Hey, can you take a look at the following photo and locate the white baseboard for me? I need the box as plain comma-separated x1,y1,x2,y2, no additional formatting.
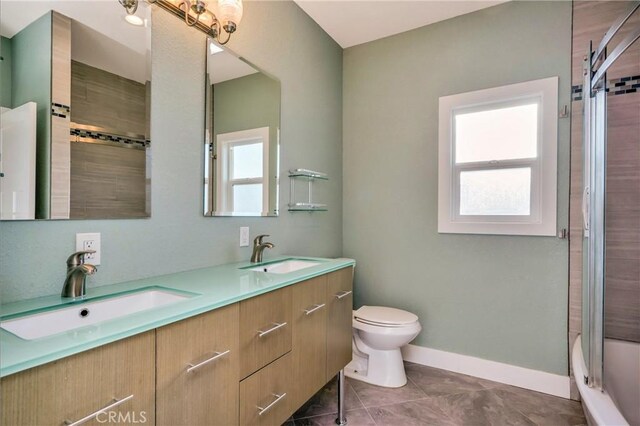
401,344,570,399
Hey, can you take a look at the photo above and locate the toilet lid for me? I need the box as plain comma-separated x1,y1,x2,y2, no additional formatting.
354,306,418,326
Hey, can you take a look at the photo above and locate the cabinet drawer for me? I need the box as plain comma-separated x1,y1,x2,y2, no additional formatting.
1,331,155,426
156,304,239,426
291,275,328,409
326,266,354,381
239,286,292,378
239,353,292,426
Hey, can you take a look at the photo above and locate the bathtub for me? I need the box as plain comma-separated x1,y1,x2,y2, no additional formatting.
572,336,640,426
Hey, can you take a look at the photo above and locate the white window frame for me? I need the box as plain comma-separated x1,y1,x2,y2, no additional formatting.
216,127,269,216
438,77,558,236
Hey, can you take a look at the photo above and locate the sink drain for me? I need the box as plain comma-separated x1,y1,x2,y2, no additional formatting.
79,308,90,318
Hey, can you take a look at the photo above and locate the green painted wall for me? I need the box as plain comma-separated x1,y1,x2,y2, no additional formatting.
0,36,12,108
11,12,52,219
0,1,343,303
213,72,281,213
343,1,572,375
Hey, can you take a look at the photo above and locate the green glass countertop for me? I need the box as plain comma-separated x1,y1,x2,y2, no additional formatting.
0,256,355,377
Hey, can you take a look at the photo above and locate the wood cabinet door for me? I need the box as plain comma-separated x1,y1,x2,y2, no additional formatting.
290,274,328,410
239,352,292,426
326,266,354,381
156,304,239,426
1,331,155,426
239,286,292,379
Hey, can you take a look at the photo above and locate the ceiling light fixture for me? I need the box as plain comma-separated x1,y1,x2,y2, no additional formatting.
125,14,145,26
152,0,243,45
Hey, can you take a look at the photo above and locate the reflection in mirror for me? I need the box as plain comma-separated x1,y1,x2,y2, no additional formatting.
204,38,281,217
0,1,151,220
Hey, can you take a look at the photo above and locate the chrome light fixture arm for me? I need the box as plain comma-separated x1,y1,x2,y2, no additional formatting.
147,0,242,45
119,0,139,15
180,0,204,26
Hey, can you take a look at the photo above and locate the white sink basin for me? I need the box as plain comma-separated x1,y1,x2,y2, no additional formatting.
247,259,321,274
0,288,192,340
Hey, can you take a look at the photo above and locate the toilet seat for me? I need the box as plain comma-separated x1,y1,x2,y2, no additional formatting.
354,306,418,327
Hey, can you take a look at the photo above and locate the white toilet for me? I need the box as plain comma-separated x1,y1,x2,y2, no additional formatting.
345,306,421,388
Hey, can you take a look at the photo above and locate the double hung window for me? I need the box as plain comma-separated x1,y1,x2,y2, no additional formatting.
438,77,558,236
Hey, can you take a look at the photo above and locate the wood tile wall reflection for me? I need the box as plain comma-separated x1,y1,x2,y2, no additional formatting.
70,142,147,219
71,60,148,136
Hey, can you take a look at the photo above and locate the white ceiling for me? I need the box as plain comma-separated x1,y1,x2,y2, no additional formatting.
294,0,508,48
207,42,259,85
1,0,151,83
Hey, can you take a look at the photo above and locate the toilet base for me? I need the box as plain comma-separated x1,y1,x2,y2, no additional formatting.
344,347,408,388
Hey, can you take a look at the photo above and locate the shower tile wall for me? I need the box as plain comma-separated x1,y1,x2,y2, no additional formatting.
569,0,640,398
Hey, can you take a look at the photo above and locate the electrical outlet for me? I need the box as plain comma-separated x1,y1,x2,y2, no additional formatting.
76,233,101,265
240,227,250,247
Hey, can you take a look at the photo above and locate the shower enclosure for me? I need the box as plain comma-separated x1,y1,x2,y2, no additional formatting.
577,2,640,425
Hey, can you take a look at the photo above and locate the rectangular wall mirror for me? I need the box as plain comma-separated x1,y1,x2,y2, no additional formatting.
203,38,281,217
0,1,152,220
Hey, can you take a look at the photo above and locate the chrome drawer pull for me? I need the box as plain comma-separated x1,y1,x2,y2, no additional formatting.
335,290,352,300
257,393,287,416
304,303,326,315
186,349,231,373
257,322,287,338
64,394,134,426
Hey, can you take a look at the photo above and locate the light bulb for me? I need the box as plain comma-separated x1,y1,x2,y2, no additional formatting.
217,0,243,33
125,14,145,26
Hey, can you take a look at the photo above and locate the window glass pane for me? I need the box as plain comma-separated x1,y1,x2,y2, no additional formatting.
455,103,538,164
460,168,531,216
232,141,262,179
233,184,262,213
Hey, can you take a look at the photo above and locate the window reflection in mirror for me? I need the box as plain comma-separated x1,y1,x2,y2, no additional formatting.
0,1,151,220
203,38,281,217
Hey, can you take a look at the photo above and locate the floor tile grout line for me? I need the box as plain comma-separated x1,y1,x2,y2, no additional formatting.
365,407,380,425
480,388,541,425
361,395,433,410
361,406,378,425
406,372,491,401
363,393,467,426
294,407,367,423
406,373,429,398
349,380,369,411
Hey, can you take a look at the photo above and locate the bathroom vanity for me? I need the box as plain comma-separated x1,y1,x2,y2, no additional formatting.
0,257,354,426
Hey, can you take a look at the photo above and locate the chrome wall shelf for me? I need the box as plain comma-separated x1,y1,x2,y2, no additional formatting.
288,169,328,212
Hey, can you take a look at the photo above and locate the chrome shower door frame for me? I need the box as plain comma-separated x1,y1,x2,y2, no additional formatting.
581,0,640,390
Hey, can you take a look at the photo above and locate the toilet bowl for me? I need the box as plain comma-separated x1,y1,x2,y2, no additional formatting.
345,306,421,388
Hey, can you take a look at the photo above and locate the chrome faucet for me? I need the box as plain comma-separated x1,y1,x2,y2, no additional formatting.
61,251,97,298
250,235,274,263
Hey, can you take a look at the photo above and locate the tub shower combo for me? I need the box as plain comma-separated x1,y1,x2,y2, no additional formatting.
577,2,640,425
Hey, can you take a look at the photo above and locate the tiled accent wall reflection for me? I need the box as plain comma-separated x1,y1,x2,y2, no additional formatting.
70,127,149,149
51,102,70,118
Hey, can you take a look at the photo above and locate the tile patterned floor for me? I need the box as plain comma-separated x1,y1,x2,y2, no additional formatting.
286,362,586,426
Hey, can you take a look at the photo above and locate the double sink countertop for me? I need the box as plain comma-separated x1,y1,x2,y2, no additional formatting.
0,256,355,377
